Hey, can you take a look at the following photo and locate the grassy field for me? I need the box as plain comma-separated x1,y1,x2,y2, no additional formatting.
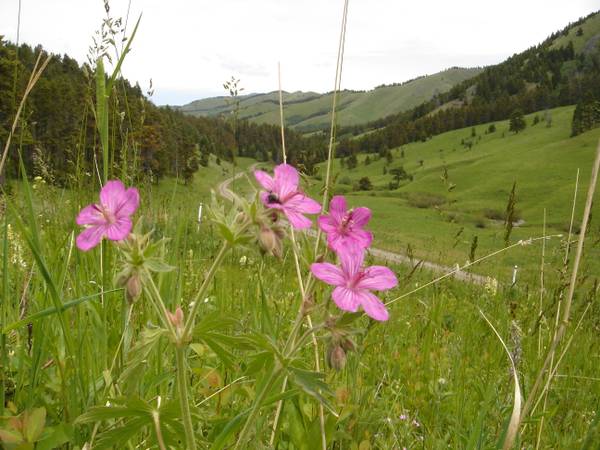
2,151,599,448
179,68,482,132
312,105,600,282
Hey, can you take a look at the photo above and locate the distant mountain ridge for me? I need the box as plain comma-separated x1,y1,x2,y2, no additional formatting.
179,67,483,132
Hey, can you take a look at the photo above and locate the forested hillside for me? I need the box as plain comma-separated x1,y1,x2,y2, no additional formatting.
337,11,600,156
0,38,326,186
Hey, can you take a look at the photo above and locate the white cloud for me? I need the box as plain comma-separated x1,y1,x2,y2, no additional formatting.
0,0,597,104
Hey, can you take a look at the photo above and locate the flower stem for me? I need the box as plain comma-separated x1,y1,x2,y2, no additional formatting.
176,345,197,450
235,365,281,449
142,269,177,337
183,242,230,339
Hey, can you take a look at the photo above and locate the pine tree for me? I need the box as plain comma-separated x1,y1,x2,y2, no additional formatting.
509,109,526,133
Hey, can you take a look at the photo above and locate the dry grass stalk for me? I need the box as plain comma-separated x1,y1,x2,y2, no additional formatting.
521,140,600,422
0,52,52,178
478,309,522,450
536,169,579,449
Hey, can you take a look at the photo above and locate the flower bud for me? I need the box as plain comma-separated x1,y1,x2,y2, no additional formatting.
125,273,142,302
258,226,283,258
301,294,314,315
340,336,357,353
327,344,347,371
167,306,185,328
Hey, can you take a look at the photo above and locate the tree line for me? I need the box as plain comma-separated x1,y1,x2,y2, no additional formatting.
338,12,600,156
0,38,327,187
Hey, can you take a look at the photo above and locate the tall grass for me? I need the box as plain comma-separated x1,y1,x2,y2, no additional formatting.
1,1,600,449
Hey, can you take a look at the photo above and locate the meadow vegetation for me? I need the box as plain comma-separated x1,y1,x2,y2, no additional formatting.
1,3,600,450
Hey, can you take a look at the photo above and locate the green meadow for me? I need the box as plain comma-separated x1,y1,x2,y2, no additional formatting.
315,105,600,282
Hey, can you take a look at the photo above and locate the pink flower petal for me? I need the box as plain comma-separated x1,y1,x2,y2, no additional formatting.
353,229,373,249
274,164,299,199
291,194,321,214
284,209,312,229
360,291,389,321
351,207,371,227
76,225,106,251
254,170,275,191
332,286,360,313
76,204,104,226
318,215,337,234
115,187,139,217
339,248,364,278
99,180,126,212
329,196,347,223
327,233,347,252
106,217,133,241
311,262,345,286
357,266,398,290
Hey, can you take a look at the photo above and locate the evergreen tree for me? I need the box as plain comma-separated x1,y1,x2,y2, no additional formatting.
509,109,526,133
357,176,372,191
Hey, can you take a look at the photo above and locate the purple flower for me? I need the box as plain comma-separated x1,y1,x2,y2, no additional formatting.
318,195,372,252
76,180,139,251
254,164,321,229
311,248,397,321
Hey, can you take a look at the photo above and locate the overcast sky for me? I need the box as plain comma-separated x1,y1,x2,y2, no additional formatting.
1,0,598,105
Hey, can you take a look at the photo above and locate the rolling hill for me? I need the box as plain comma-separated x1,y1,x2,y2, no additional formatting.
309,105,600,281
179,67,482,132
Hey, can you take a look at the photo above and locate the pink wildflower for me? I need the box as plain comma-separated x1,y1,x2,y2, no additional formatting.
76,180,139,251
318,195,372,252
254,164,321,229
311,249,397,321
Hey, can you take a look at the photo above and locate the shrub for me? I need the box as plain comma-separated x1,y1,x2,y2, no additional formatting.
483,208,522,222
356,177,373,191
483,208,504,221
407,192,446,209
339,175,352,185
474,217,487,228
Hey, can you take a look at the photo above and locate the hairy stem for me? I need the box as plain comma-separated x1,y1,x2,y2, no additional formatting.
176,346,197,450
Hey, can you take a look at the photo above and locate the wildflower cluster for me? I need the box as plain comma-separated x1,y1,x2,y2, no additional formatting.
71,166,400,447
254,164,398,321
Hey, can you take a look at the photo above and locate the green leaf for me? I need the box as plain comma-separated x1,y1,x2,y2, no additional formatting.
94,417,149,450
244,351,273,376
198,334,237,370
209,389,301,450
36,423,72,450
106,15,142,93
288,366,336,415
144,258,176,273
95,57,109,182
23,408,45,443
3,289,122,333
216,222,235,244
119,327,168,390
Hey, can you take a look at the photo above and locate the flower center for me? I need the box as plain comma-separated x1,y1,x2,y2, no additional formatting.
339,213,353,235
267,192,281,204
347,270,365,289
94,204,117,224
